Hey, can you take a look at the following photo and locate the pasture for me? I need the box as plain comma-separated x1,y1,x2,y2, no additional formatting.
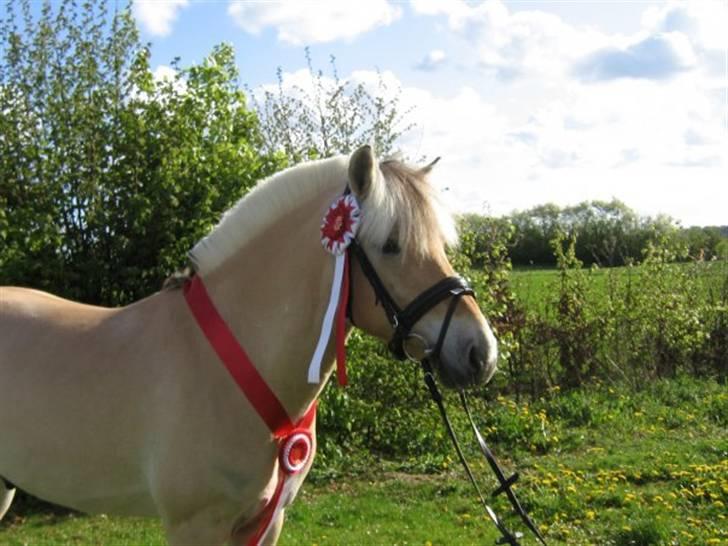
0,377,725,545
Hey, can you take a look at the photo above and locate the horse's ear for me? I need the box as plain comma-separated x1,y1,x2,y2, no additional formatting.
348,145,377,198
419,156,441,176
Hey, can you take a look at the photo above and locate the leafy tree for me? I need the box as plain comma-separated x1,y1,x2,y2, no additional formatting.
509,203,562,266
502,200,682,267
0,0,281,305
250,49,415,163
679,226,727,261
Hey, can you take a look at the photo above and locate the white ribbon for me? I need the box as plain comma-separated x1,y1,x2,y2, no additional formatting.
256,473,297,545
307,253,345,384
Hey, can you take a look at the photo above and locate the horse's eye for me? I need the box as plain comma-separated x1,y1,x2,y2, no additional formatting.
382,238,400,255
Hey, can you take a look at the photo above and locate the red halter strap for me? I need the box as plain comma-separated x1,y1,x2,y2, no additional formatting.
184,275,295,438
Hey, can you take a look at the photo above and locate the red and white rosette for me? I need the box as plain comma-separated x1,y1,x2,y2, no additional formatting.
253,406,316,546
307,194,360,385
320,194,360,256
280,431,313,475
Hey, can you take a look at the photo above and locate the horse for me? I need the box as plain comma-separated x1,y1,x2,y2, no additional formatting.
0,145,498,545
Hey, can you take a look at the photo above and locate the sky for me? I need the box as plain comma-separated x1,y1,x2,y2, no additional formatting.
131,0,727,227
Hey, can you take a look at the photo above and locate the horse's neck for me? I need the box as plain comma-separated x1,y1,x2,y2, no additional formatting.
201,190,342,421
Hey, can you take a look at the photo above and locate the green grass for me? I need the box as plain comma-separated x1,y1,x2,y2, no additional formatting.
1,377,725,545
509,260,727,310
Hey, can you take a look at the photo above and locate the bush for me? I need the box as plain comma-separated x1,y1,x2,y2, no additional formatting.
0,0,281,305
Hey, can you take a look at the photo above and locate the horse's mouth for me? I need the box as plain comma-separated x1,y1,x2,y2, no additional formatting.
430,356,486,390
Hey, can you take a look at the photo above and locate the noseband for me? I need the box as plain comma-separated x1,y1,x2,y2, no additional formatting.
348,239,474,363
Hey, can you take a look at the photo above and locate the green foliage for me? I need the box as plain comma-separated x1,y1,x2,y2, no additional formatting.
548,232,601,388
680,225,728,260
0,0,282,305
500,233,727,396
493,199,727,268
250,49,415,163
612,519,668,546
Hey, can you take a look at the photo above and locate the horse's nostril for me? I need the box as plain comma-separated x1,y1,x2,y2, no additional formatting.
468,344,483,373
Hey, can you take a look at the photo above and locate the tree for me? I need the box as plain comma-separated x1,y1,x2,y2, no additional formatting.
250,49,415,163
0,0,282,305
505,200,681,267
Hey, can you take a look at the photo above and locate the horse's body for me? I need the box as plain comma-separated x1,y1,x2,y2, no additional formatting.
0,148,497,544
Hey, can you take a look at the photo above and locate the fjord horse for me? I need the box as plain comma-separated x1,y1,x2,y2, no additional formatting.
0,146,497,544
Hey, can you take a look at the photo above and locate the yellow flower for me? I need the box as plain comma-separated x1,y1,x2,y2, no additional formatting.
585,511,596,520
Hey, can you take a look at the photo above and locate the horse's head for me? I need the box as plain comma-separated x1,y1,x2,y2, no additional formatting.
347,145,497,389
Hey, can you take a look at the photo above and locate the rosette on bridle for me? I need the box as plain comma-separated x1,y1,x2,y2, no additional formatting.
307,193,360,386
321,194,360,255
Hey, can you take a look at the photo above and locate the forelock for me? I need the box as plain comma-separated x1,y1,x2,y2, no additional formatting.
356,158,457,258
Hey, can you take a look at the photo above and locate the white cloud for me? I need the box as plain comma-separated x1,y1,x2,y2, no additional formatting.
415,49,447,71
411,0,611,80
152,65,187,94
133,0,189,37
574,32,697,82
257,62,726,225
252,1,726,226
642,0,728,52
227,1,401,45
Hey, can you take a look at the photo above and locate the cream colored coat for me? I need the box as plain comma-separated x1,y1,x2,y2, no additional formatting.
0,148,497,545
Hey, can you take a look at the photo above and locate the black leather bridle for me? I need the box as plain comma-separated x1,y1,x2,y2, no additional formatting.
346,233,547,546
348,239,474,363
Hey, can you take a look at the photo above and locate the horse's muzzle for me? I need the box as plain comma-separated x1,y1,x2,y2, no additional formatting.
437,327,497,389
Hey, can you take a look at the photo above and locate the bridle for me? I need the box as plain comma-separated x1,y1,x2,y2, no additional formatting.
348,239,473,364
346,235,547,546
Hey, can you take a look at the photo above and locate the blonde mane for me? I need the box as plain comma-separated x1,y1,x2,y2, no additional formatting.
188,155,457,276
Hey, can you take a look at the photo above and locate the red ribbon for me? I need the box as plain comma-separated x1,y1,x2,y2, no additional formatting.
184,276,296,438
335,253,350,386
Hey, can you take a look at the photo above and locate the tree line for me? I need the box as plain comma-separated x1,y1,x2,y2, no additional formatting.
460,201,728,270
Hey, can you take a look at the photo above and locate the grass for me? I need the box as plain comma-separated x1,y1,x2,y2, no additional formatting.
1,376,725,545
509,260,728,310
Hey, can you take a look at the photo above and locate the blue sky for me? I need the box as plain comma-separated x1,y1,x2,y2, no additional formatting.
133,1,727,227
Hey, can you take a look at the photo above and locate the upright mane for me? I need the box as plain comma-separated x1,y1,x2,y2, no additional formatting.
188,155,457,276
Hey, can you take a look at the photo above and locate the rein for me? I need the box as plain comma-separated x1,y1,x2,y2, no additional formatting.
348,239,547,546
421,361,547,546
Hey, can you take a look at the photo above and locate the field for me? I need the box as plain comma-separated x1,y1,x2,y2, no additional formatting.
1,377,725,546
508,260,728,310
